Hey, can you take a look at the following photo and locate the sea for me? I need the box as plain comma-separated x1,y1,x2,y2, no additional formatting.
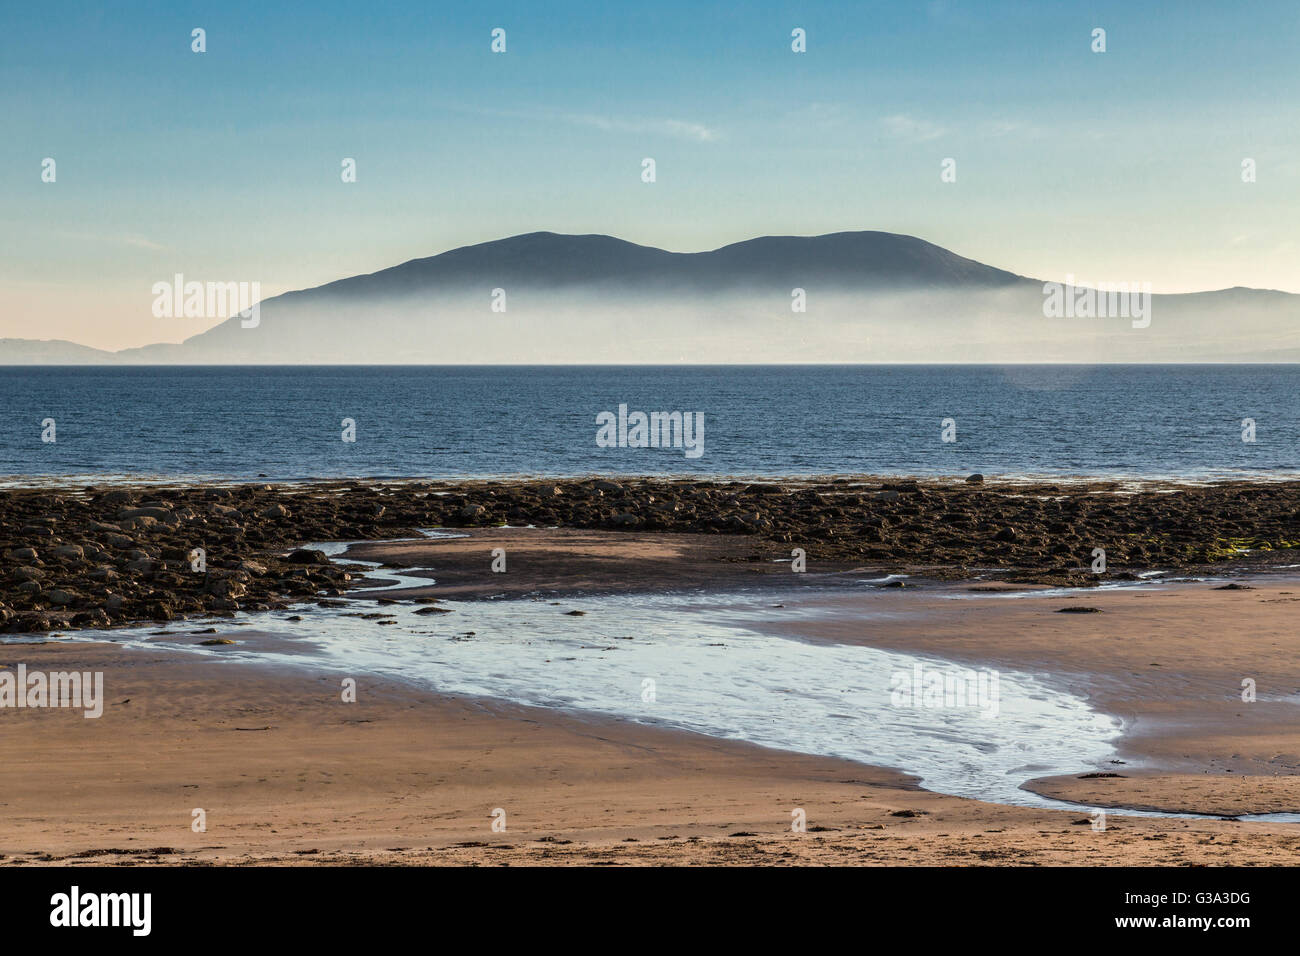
2,364,1296,482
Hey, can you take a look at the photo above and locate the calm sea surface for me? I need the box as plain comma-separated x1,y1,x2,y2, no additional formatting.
1,365,1296,481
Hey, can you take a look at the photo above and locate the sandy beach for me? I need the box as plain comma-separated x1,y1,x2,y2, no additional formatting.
3,518,1300,866
1,629,1296,867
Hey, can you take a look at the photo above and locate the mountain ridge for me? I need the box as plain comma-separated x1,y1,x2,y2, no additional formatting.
3,230,1297,364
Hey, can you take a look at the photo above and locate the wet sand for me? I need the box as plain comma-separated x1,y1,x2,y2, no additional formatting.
731,580,1300,791
354,529,1300,818
2,640,1298,867
2,527,1298,864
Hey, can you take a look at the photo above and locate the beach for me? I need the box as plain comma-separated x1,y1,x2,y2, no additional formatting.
2,484,1300,866
4,476,1300,634
3,588,1299,866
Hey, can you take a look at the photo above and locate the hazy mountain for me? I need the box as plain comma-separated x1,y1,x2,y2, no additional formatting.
0,338,115,364
303,231,1025,296
4,231,1298,364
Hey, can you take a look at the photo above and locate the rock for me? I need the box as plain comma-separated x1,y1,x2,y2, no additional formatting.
47,589,78,606
15,580,42,594
592,480,624,494
206,578,247,599
286,548,330,565
13,567,45,581
103,533,136,549
144,603,176,621
459,504,486,519
883,480,921,492
610,513,642,527
875,491,900,501
16,613,50,632
6,547,38,561
49,544,85,560
260,503,290,519
118,506,176,522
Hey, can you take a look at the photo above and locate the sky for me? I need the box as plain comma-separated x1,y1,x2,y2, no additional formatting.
2,0,1298,350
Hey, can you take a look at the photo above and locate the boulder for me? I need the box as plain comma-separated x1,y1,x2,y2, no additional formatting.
286,548,331,565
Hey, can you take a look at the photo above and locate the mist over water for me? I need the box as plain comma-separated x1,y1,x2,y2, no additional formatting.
2,364,1298,481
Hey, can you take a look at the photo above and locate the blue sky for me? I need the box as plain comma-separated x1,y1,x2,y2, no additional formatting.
2,0,1297,348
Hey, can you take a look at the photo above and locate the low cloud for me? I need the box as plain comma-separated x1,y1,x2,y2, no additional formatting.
458,103,719,142
880,113,945,143
58,232,167,251
556,112,719,142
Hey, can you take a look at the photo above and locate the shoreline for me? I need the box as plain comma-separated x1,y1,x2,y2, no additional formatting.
7,470,1300,489
2,481,1300,863
4,476,1300,634
4,522,1300,864
17,530,1300,808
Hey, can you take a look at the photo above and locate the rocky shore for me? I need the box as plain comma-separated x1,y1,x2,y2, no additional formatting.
2,476,1299,633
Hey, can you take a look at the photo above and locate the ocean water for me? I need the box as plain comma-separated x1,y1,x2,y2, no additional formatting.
1,364,1297,481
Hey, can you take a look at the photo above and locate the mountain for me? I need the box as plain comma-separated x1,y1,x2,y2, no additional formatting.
4,231,1298,364
0,338,116,364
304,231,1025,297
